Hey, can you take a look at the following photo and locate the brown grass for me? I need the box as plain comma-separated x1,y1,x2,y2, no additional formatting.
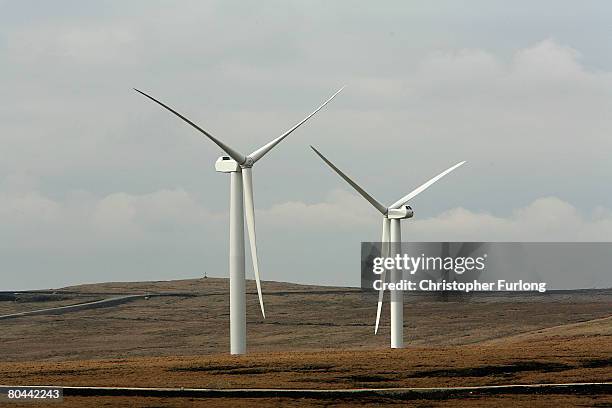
1,279,610,407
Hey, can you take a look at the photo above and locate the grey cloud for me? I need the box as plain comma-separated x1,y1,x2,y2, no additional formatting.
1,2,611,290
2,185,611,289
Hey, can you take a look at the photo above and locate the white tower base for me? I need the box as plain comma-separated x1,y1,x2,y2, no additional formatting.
229,170,246,355
390,219,403,348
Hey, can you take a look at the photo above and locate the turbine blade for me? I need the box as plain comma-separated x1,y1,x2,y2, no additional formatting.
241,167,265,318
375,217,391,334
134,88,246,164
248,87,344,163
310,146,387,215
389,161,466,209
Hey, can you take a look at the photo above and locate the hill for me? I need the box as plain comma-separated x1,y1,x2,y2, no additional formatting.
1,279,610,407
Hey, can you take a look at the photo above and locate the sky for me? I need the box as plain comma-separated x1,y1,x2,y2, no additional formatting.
1,1,612,290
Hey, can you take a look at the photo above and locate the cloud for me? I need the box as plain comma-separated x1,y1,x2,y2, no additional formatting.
258,189,374,230
513,39,584,80
2,182,610,289
6,22,138,64
260,193,612,242
91,188,215,234
0,190,60,226
409,197,612,241
1,2,611,289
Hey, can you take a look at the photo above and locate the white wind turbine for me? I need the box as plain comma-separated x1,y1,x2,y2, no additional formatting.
311,146,465,348
135,87,343,354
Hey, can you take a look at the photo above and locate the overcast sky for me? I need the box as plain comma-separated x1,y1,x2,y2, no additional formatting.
2,1,612,290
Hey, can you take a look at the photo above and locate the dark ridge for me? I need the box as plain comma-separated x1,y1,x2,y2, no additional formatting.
581,358,612,368
169,363,338,375
408,361,572,378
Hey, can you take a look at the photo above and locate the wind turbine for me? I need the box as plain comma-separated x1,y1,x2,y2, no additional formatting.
135,87,343,354
311,146,465,348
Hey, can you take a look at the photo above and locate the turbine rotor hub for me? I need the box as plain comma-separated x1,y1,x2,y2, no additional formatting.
241,156,255,168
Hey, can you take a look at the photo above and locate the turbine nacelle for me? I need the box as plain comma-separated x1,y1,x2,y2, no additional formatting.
386,205,413,219
215,156,240,173
215,156,257,173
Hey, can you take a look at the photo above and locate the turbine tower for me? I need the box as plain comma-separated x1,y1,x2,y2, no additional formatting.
135,87,343,354
311,146,465,348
